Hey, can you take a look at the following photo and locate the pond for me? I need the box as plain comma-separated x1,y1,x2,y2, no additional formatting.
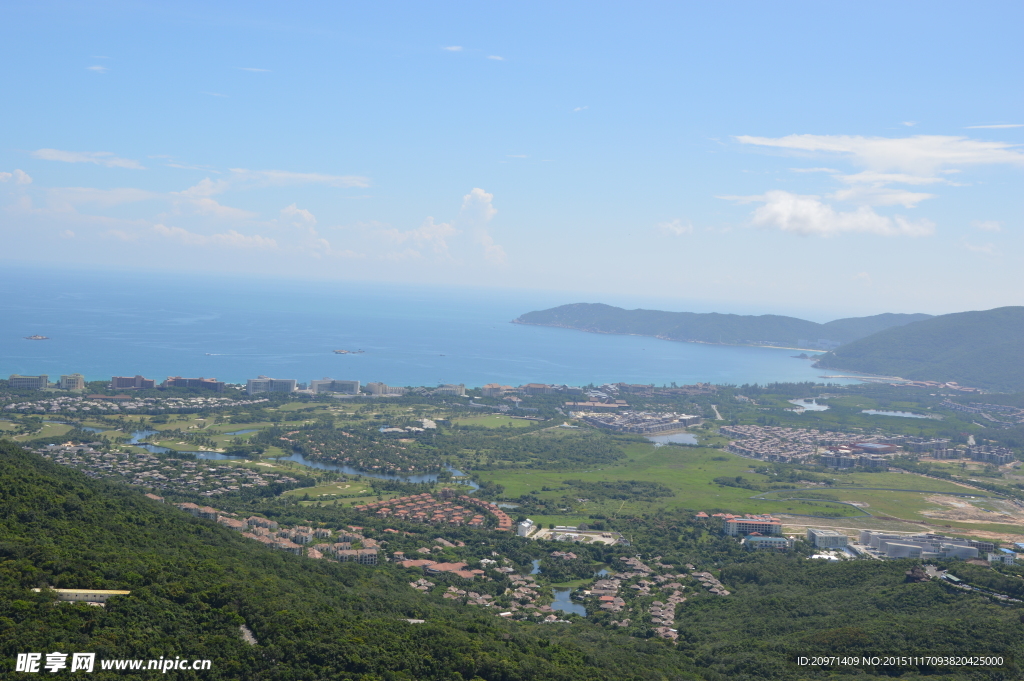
551,588,587,617
861,409,935,419
788,398,829,412
646,432,698,446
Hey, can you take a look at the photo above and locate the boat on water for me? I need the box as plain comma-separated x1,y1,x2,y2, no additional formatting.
333,349,365,354
24,335,49,340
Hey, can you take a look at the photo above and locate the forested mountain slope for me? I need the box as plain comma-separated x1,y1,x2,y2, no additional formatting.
3,440,1023,680
816,306,1024,391
0,441,691,680
514,303,930,347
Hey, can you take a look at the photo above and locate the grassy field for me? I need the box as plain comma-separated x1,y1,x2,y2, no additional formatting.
452,414,536,428
477,442,1024,538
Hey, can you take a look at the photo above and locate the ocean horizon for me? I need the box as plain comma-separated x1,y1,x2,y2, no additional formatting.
2,268,863,389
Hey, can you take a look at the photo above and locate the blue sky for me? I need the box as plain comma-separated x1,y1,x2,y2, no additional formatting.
2,1,1021,318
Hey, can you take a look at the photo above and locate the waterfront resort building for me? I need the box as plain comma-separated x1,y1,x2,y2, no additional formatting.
310,378,360,394
111,375,156,389
8,374,49,389
246,376,297,395
365,382,408,396
58,374,86,390
162,377,225,392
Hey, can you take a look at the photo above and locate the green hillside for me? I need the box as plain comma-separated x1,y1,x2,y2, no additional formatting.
0,441,690,680
513,303,930,347
4,439,1024,679
816,306,1024,391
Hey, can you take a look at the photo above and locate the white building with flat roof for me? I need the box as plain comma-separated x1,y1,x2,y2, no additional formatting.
310,378,360,394
9,374,49,389
246,376,297,395
517,519,535,537
807,529,848,549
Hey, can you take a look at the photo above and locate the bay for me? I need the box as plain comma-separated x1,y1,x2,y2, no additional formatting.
1,269,863,389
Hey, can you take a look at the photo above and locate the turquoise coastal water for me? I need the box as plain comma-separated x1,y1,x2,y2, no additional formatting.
1,269,862,388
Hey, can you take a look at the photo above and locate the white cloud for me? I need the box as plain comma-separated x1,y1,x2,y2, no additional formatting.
32,149,145,170
487,55,505,61
166,162,221,172
184,197,257,220
378,217,458,255
205,92,229,98
829,185,935,208
280,203,317,226
442,46,463,51
964,242,996,256
60,230,75,239
228,168,370,189
460,188,504,263
461,187,497,223
790,167,839,173
658,219,693,236
152,224,277,249
837,171,948,186
854,272,873,286
48,187,159,207
735,134,1024,175
727,190,935,237
902,121,917,127
573,106,588,112
0,169,32,184
972,220,1002,232
102,229,139,242
966,124,1023,129
507,154,527,158
86,65,108,73
238,67,270,72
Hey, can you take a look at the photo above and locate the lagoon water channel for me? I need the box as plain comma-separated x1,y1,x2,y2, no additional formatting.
122,429,478,490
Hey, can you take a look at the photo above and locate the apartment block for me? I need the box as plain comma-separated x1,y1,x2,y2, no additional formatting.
8,374,49,389
246,376,297,395
111,375,156,389
310,378,360,394
58,374,86,390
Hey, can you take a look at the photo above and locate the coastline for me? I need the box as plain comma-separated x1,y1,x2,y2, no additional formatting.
511,319,832,354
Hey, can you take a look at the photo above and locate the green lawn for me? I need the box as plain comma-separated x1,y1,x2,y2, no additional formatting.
452,414,536,428
478,442,1020,536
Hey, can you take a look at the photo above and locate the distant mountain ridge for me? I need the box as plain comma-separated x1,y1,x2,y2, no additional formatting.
513,303,932,348
815,306,1024,392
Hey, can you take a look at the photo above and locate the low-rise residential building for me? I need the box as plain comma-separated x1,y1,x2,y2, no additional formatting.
744,536,792,551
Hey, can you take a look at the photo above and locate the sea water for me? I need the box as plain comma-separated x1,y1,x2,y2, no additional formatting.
1,269,863,388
